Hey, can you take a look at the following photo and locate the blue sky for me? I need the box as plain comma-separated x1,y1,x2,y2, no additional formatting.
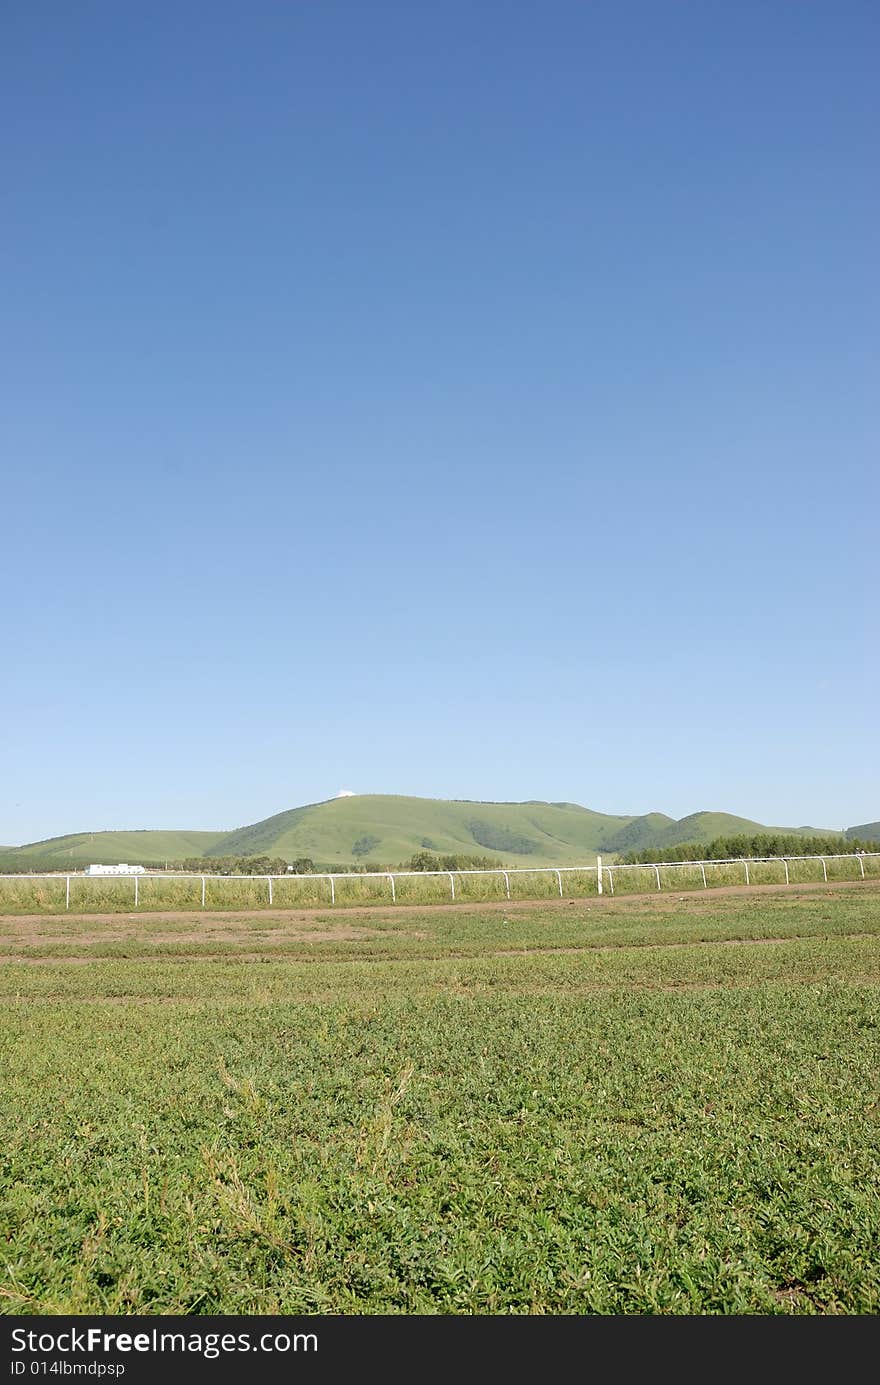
2,1,877,843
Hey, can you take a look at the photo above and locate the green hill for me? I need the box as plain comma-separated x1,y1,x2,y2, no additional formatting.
646,811,819,852
1,798,839,870
0,829,225,869
593,813,675,854
208,795,633,866
846,821,880,843
205,796,823,867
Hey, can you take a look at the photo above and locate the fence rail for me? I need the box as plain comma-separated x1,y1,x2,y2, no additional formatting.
0,852,878,912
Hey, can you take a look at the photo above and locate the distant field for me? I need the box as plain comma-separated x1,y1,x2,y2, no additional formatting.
1,853,878,915
1,886,879,1313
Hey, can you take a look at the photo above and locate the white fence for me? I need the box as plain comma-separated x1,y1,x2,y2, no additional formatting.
0,852,877,910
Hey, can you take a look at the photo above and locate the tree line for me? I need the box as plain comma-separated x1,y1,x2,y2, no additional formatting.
156,851,505,875
620,833,878,864
175,856,315,875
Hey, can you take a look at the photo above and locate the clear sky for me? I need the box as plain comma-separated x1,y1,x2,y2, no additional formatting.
2,1,877,844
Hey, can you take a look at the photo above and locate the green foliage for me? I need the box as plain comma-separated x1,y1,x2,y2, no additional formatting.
289,857,315,874
466,819,539,855
352,835,382,858
406,851,438,872
405,851,503,872
177,855,291,876
622,833,873,864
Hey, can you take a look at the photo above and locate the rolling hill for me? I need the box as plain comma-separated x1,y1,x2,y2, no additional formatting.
208,796,637,865
0,830,225,869
846,821,880,843
0,796,850,870
204,796,832,866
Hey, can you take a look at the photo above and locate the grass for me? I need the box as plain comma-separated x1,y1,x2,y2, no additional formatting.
1,885,879,1314
1,853,878,915
609,855,878,895
0,830,225,869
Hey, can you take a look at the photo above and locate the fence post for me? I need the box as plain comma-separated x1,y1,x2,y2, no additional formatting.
744,860,750,886
329,875,335,905
700,863,707,889
820,857,827,882
783,858,790,885
267,876,273,906
503,871,510,900
448,872,455,901
201,876,206,909
66,876,70,911
555,869,563,898
654,865,661,892
858,855,865,879
388,874,396,903
597,855,603,896
606,867,614,895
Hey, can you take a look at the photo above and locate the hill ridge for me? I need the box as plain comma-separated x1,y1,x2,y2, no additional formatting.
0,795,855,869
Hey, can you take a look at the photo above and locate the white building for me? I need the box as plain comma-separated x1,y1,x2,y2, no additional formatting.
84,863,146,875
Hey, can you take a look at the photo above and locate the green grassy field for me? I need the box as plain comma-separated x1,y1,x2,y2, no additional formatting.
0,851,878,916
2,885,879,1314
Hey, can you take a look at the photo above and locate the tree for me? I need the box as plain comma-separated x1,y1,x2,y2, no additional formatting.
352,835,381,858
